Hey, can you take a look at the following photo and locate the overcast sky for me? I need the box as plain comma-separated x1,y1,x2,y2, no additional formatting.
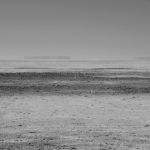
0,0,150,60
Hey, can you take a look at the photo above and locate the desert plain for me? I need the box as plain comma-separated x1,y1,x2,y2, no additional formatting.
0,64,150,149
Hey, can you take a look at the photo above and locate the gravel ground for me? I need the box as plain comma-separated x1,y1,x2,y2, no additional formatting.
0,69,150,149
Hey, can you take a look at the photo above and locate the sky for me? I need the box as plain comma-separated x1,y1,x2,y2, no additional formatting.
0,0,150,60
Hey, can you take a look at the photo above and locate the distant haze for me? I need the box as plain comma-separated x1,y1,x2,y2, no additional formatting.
0,0,150,60
136,57,150,61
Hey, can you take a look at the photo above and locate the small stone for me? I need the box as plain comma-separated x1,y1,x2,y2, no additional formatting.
18,124,23,127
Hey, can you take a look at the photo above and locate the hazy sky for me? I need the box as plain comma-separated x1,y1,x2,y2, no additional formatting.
0,0,150,60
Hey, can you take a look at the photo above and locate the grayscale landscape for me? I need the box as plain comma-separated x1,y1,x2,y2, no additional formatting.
0,60,150,150
0,0,150,149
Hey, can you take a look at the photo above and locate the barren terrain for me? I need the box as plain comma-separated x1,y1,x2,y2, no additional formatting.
0,68,150,149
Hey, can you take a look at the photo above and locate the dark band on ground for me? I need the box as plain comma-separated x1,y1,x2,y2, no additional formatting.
0,71,150,95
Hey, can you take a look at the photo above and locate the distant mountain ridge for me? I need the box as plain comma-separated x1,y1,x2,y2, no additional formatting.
136,57,150,61
24,56,71,60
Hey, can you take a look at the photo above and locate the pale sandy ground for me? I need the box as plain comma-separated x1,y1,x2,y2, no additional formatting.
0,94,150,149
